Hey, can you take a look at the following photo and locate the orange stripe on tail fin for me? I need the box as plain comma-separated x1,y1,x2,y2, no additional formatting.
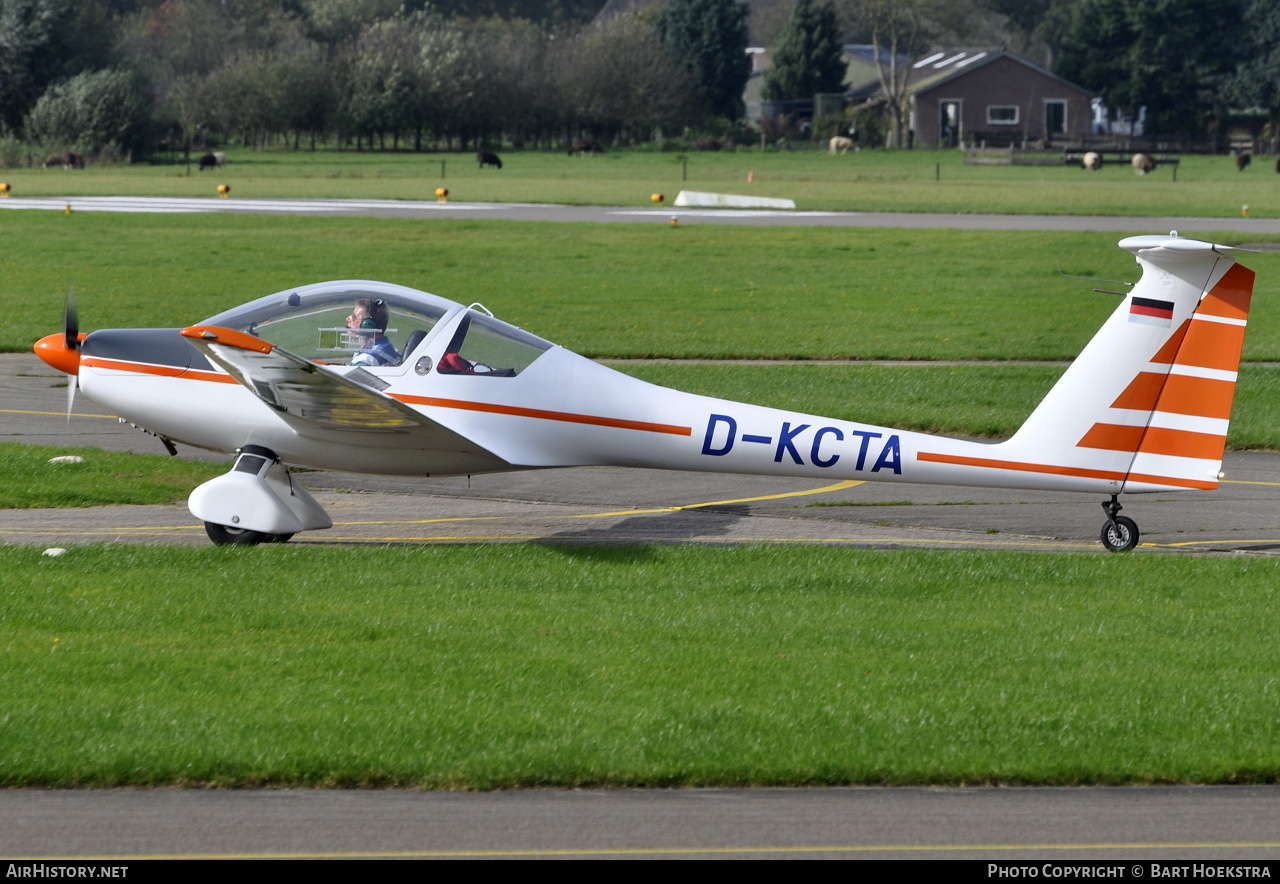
1123,262,1254,490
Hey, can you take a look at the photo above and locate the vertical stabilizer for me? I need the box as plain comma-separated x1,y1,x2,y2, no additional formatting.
999,234,1253,492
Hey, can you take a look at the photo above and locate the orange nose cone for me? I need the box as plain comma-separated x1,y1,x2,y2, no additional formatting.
34,333,82,375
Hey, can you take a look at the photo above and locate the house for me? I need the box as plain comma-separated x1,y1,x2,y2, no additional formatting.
855,49,1094,149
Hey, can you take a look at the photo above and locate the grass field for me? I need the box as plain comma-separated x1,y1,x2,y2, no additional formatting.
3,544,1277,787
3,147,1280,217
6,213,1280,360
0,444,223,509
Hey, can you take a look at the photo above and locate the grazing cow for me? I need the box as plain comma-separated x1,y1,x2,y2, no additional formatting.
198,151,226,170
1082,151,1101,171
829,135,855,155
568,138,603,156
1132,153,1156,175
1236,151,1251,171
42,151,84,170
477,150,502,169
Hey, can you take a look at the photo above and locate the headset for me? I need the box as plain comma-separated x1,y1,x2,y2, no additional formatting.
357,298,387,333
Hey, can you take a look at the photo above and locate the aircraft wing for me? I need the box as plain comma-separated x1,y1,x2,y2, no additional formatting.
180,325,506,465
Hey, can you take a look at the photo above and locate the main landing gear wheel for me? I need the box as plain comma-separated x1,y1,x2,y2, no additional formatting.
1099,496,1139,552
204,522,292,546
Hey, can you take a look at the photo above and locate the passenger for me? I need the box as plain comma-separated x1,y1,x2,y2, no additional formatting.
347,298,399,366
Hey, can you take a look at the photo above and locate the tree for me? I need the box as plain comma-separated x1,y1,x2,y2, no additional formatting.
23,67,152,155
1227,0,1280,152
976,0,1075,68
761,0,846,102
556,14,697,144
1056,0,1249,140
655,0,752,121
0,0,115,131
856,0,936,147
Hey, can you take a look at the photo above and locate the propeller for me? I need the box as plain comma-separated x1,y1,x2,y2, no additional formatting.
63,288,79,419
33,287,86,404
64,287,79,351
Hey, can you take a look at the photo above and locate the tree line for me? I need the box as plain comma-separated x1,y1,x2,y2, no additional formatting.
1,0,1278,162
0,0,753,160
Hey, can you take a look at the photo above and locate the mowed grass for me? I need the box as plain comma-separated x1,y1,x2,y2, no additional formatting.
6,212,1280,360
4,148,1280,217
2,543,1277,787
0,444,224,508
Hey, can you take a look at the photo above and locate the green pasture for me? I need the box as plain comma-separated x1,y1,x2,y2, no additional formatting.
5,213,1280,361
3,543,1277,787
3,148,1280,217
0,445,223,509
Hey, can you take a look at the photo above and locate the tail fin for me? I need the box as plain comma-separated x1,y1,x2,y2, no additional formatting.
1002,233,1254,492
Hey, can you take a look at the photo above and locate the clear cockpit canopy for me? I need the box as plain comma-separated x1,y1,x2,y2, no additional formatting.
200,281,459,364
199,280,554,374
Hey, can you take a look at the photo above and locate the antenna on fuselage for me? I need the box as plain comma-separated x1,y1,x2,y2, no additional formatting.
1056,261,1135,296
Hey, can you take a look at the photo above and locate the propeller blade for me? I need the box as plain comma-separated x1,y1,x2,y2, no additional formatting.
64,287,79,351
65,374,77,423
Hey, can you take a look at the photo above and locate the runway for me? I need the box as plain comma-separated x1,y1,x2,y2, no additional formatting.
3,786,1279,860
4,194,1280,234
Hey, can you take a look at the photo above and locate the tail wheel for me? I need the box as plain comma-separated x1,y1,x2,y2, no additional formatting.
204,522,269,546
1100,515,1139,552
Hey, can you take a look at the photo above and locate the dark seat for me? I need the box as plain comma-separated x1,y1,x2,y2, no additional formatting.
401,329,427,364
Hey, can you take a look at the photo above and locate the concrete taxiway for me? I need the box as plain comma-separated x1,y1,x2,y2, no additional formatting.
3,785,1280,860
5,194,1280,237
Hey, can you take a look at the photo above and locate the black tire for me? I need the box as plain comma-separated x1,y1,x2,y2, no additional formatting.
204,521,268,546
1100,515,1139,552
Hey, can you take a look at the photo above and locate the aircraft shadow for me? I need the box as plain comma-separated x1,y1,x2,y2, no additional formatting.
538,505,751,560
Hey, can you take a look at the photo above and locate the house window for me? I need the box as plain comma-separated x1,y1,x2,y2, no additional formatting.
987,105,1019,125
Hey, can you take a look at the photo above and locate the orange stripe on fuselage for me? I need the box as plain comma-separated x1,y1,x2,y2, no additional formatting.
394,394,692,437
916,451,1128,483
914,451,1214,489
78,359,690,437
79,357,239,384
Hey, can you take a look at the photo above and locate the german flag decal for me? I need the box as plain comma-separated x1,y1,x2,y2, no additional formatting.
1129,296,1175,326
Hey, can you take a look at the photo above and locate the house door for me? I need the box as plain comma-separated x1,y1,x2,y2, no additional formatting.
939,101,961,147
1045,100,1066,138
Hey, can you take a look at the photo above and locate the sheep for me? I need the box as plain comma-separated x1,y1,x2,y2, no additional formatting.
198,151,226,170
1082,151,1101,171
1236,151,1251,171
42,151,84,170
1132,153,1156,175
476,150,503,169
568,139,603,156
829,135,855,155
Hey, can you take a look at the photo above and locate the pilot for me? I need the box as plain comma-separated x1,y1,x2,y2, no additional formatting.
347,298,400,366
